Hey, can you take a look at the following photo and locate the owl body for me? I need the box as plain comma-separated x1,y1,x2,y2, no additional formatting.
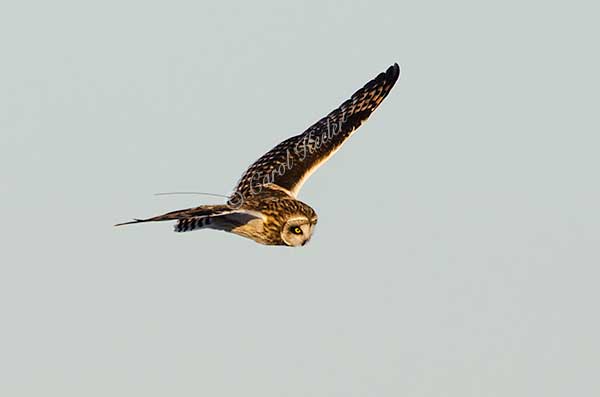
173,187,318,246
233,190,318,246
116,64,400,247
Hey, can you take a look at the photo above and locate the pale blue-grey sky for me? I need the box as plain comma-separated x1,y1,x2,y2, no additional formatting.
1,1,599,396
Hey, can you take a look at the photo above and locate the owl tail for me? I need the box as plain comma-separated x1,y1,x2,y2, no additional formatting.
114,205,232,227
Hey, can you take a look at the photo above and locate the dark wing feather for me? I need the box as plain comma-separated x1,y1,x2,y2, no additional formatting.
234,63,400,198
114,204,233,226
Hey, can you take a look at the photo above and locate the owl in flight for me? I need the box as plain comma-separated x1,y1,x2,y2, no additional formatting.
116,63,400,246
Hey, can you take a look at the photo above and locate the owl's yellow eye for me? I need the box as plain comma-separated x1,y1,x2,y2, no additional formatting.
292,226,302,235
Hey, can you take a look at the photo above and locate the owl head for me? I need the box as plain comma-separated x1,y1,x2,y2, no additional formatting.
281,215,318,247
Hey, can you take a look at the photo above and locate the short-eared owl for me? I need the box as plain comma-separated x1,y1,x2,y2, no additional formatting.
116,63,400,246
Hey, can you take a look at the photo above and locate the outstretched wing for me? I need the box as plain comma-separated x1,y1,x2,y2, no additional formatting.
114,204,234,226
115,204,263,229
234,63,400,198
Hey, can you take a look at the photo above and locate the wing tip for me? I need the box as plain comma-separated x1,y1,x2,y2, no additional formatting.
114,218,145,227
387,62,401,83
364,62,401,92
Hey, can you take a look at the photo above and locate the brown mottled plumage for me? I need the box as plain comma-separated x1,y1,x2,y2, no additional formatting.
116,64,400,246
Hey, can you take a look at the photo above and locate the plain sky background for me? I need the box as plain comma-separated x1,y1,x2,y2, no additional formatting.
1,0,599,396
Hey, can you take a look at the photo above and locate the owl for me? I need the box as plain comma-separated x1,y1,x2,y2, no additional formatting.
116,63,400,246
